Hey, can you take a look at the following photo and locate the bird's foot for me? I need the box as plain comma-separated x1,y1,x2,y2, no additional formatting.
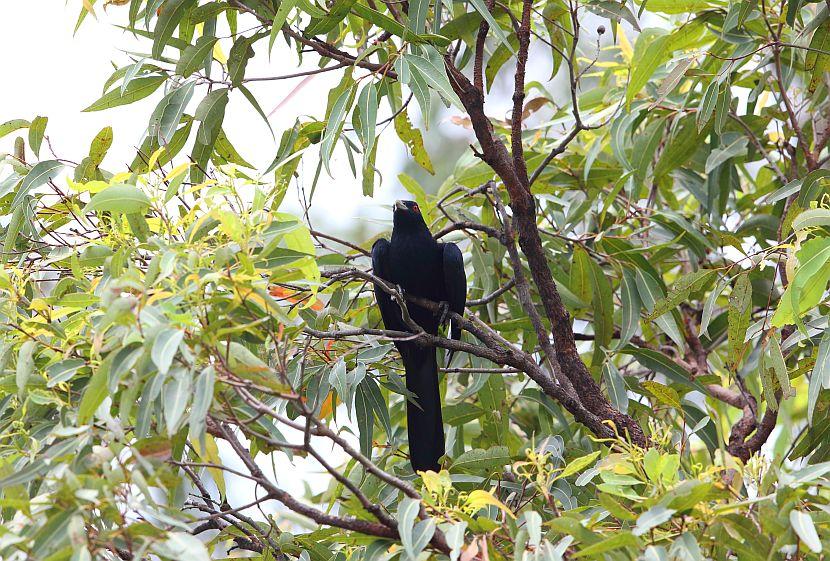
435,301,451,327
393,284,406,302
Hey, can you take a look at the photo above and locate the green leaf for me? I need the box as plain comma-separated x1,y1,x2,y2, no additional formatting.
571,532,639,558
213,129,254,168
632,117,665,183
790,510,822,553
361,376,392,439
83,76,166,112
47,359,86,388
307,0,358,35
617,268,641,349
806,20,830,92
320,86,355,176
356,82,378,164
585,252,613,361
641,380,682,409
768,332,794,403
637,0,712,14
189,366,215,441
467,0,513,52
705,136,747,173
0,438,80,488
152,329,184,375
228,34,257,87
587,1,642,31
407,0,428,33
792,208,830,231
443,402,485,426
808,330,830,422
727,273,752,369
654,114,708,178
152,0,197,59
78,366,109,424
634,269,684,348
394,110,434,174
697,81,719,131
626,29,669,107
12,160,64,209
16,340,36,397
700,275,727,336
176,35,218,76
238,84,274,138
194,88,229,144
619,346,703,391
570,247,593,304
404,51,463,109
633,505,675,536
163,368,192,436
27,116,48,157
85,184,151,214
647,270,715,320
89,126,114,166
118,59,154,95
270,0,298,51
787,0,805,26
395,499,417,552
556,451,601,480
603,361,628,414
1,203,28,265
354,383,374,457
149,81,196,145
351,4,451,46
0,118,31,139
773,238,830,327
451,446,510,473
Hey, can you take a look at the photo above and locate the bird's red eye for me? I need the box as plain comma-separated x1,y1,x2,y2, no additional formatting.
412,203,420,213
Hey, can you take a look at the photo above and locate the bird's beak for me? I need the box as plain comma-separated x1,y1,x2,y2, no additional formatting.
394,200,407,211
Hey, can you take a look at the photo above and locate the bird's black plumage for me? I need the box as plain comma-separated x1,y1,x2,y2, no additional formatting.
372,200,466,472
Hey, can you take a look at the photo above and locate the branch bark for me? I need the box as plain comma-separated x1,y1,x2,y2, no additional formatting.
443,57,648,447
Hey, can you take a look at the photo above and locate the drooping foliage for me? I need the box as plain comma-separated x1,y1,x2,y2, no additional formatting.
2,0,830,559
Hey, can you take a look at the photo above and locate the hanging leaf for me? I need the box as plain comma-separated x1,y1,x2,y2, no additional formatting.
152,0,197,59
83,76,166,112
86,184,151,214
727,274,752,369
27,116,48,157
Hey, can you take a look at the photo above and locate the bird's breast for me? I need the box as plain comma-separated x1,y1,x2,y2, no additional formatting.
388,240,442,297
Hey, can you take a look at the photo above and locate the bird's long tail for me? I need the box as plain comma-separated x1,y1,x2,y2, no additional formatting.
401,345,445,472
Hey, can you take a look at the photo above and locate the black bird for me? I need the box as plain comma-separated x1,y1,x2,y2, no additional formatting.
372,200,467,472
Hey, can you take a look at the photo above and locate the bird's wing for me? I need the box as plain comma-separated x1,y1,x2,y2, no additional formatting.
441,242,467,341
372,238,405,332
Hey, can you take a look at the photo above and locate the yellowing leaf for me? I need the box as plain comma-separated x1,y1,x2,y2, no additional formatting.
67,179,110,193
192,434,226,496
464,490,516,519
617,23,633,60
213,42,228,65
163,162,193,182
319,391,337,419
421,469,453,500
556,451,602,480
640,380,682,409
147,146,166,173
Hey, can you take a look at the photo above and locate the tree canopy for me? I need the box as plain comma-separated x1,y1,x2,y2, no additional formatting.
2,0,830,559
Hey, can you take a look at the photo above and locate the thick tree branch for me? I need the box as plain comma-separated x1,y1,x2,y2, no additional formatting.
510,0,533,186
442,58,647,447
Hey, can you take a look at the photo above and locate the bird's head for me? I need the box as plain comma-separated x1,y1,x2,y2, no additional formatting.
392,199,427,230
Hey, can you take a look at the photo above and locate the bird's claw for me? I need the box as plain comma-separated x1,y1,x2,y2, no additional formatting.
436,301,451,327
